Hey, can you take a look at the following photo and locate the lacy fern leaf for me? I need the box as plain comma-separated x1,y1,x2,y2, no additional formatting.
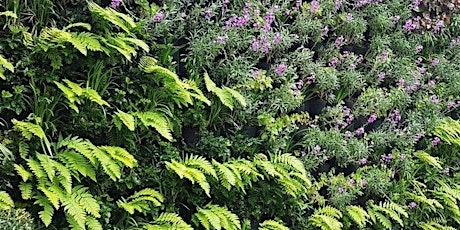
117,188,164,214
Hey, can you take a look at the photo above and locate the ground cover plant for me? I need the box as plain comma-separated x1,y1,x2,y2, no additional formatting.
0,0,460,229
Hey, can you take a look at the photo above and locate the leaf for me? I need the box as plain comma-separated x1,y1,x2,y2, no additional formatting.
414,151,443,170
115,110,135,131
135,111,173,141
0,11,18,18
0,191,14,210
19,183,33,200
14,164,33,182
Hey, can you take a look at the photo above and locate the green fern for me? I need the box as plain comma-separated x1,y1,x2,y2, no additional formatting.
87,1,137,33
134,111,174,141
367,201,408,229
420,221,457,230
55,79,109,113
0,54,14,80
114,110,135,131
345,205,368,228
258,220,290,230
414,151,443,170
204,72,246,110
0,191,14,210
165,158,211,197
117,188,164,214
144,212,193,230
433,118,460,145
309,206,343,230
192,204,241,230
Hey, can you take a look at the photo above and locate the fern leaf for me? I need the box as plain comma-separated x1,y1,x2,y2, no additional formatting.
186,156,217,179
12,119,46,140
114,110,135,131
135,111,173,141
414,151,443,170
27,158,46,179
0,191,14,210
100,146,137,168
84,87,109,106
92,148,121,181
34,195,54,226
346,205,368,228
259,220,289,230
14,164,33,182
223,87,247,107
87,1,136,32
0,11,17,18
213,160,236,190
63,22,92,31
153,212,193,230
86,216,103,230
19,183,33,200
273,153,307,175
59,150,97,181
36,154,56,182
117,188,164,214
61,187,89,229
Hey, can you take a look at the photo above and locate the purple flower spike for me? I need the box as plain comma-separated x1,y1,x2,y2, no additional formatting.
408,202,417,209
110,0,122,8
338,187,344,193
356,127,365,136
151,11,164,23
432,137,440,146
361,179,368,187
275,63,287,75
368,114,377,123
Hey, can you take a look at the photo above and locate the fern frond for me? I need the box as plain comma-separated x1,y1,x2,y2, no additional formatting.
434,118,460,145
0,55,14,80
92,148,122,181
117,188,164,214
34,195,54,227
414,151,443,170
272,153,307,175
19,183,33,200
193,205,241,230
59,150,97,182
114,110,135,131
0,191,14,210
12,119,46,140
186,155,217,179
346,205,368,228
86,216,103,230
87,1,136,32
0,11,17,18
100,146,137,168
14,164,33,182
213,160,237,190
258,220,290,230
145,212,193,230
135,111,173,141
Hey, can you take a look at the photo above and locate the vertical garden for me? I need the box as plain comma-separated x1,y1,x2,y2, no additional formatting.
1,0,460,229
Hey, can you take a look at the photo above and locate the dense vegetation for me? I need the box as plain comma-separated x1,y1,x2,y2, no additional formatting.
1,0,460,229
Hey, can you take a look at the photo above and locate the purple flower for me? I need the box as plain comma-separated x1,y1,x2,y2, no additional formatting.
273,33,282,44
356,127,365,136
430,95,439,103
310,0,320,14
403,19,417,31
428,80,435,87
346,115,354,125
294,0,302,11
368,113,377,123
408,202,417,209
349,179,355,186
343,108,351,116
151,11,164,23
381,50,389,61
301,151,307,157
390,110,401,123
447,101,456,109
275,63,287,75
321,26,329,37
392,15,401,24
434,21,444,32
222,0,230,12
414,133,423,142
251,39,260,51
344,131,352,137
345,13,353,22
215,34,228,44
361,179,368,187
396,79,405,87
432,137,440,146
252,70,261,78
378,72,386,81
335,0,343,9
338,187,344,193
411,0,421,9
335,36,345,47
110,0,122,8
400,154,406,160
431,59,440,66
443,168,450,175
415,45,423,54
359,158,368,165
329,57,339,67
312,145,321,154
204,9,212,20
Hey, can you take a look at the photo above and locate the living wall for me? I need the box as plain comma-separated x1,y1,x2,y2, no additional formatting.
0,0,460,229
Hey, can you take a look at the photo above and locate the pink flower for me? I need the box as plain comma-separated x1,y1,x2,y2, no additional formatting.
430,95,439,103
345,13,353,22
392,15,400,24
151,11,164,22
431,59,440,66
378,72,386,81
310,0,320,14
397,79,405,87
408,202,417,209
358,158,368,165
368,114,377,123
428,80,435,87
273,33,282,44
356,127,365,136
204,9,212,20
335,0,343,9
415,45,423,54
321,26,329,37
215,34,228,44
432,137,440,146
275,63,287,75
335,36,345,47
329,57,339,67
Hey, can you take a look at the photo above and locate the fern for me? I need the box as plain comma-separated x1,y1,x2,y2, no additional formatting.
258,220,290,230
414,151,443,170
134,111,174,141
165,159,211,197
345,205,368,228
55,79,109,113
204,72,246,110
0,54,14,80
433,118,460,145
12,120,46,140
0,191,14,210
117,188,164,214
144,212,193,230
114,110,135,131
87,1,137,33
309,206,343,230
192,204,241,230
367,201,408,229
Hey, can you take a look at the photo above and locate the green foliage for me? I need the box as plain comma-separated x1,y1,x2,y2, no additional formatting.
0,192,14,210
308,206,343,230
192,204,241,230
0,54,14,80
117,188,164,214
367,201,408,229
434,118,460,146
144,212,193,230
204,72,247,110
0,208,35,230
55,79,109,113
258,220,289,230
